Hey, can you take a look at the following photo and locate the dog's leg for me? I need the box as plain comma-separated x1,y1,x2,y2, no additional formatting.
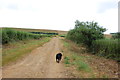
56,59,58,63
58,60,59,63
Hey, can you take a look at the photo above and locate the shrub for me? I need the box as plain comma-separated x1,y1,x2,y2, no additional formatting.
66,20,106,47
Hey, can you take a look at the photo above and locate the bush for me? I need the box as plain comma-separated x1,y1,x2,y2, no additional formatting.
66,20,120,60
67,20,106,47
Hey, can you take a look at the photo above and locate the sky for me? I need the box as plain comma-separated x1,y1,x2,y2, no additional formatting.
0,0,119,34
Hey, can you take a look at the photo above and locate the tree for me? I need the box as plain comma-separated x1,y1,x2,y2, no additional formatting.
67,20,106,47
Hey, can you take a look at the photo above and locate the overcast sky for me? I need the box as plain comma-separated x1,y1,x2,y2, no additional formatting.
0,0,119,34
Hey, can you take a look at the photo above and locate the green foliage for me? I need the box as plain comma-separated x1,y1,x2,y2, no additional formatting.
92,39,120,60
59,34,66,37
112,32,120,39
63,41,69,47
77,61,91,72
64,56,70,64
66,20,119,60
67,20,106,47
2,28,45,44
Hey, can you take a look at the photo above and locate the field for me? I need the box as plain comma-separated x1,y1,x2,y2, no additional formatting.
1,27,68,35
92,39,119,60
1,27,119,78
104,34,112,39
2,28,44,44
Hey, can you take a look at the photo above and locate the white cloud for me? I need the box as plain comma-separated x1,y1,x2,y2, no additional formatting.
0,0,119,33
96,8,118,34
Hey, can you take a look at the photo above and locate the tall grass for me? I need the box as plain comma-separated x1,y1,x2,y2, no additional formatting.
2,28,44,44
92,39,120,60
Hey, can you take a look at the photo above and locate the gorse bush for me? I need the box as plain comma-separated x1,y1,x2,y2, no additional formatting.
2,28,43,44
92,39,120,60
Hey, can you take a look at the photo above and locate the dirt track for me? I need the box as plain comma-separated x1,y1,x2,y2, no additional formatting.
2,37,70,78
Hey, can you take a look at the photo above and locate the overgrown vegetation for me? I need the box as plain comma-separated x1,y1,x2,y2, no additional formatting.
2,28,48,44
66,20,119,60
92,39,119,60
111,32,120,39
66,20,106,47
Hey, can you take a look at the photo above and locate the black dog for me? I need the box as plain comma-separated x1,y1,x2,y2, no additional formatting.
56,53,62,63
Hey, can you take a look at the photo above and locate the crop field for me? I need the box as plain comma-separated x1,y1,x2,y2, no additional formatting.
1,28,44,44
1,27,68,35
92,39,119,60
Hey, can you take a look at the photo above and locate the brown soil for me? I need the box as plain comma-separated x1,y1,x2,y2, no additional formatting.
80,53,119,78
2,37,73,78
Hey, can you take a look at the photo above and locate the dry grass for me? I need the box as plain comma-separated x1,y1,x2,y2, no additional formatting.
104,34,112,39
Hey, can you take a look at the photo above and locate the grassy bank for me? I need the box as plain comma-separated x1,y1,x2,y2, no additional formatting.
2,37,51,66
61,39,118,78
61,39,92,78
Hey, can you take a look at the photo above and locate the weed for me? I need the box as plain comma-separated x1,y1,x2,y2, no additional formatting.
64,56,70,64
77,61,91,72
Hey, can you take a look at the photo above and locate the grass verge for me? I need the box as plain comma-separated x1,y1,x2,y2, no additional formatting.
61,39,118,78
2,37,51,66
61,39,92,77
